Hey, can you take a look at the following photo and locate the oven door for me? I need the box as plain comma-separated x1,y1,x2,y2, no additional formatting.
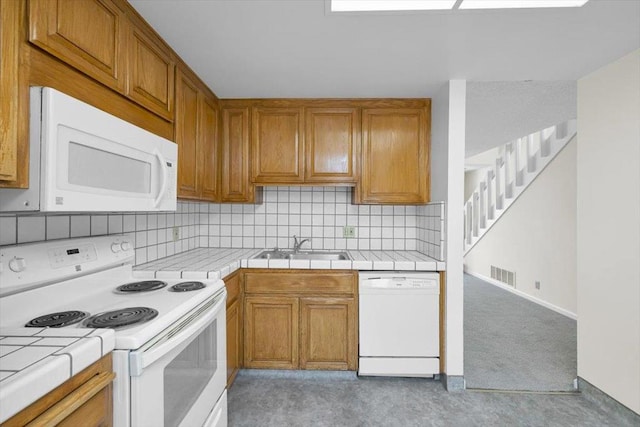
129,290,227,427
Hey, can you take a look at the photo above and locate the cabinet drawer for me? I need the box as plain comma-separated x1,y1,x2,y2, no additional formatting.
2,355,114,427
224,272,242,306
244,271,356,295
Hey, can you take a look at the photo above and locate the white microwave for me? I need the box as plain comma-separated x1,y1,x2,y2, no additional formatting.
0,87,177,212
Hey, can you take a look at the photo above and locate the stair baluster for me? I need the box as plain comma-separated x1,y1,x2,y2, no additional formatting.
464,119,577,254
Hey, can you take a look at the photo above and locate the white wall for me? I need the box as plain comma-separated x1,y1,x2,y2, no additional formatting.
431,80,466,381
464,137,577,316
463,168,490,202
577,49,640,414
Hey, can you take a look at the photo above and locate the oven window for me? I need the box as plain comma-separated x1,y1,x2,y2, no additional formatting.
164,319,218,427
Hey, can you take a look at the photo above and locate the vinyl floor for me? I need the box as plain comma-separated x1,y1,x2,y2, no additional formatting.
228,370,638,427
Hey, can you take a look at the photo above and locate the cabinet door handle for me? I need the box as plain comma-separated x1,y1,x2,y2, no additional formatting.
26,371,115,427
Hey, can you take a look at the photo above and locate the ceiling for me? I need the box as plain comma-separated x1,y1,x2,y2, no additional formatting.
130,0,638,154
465,80,576,157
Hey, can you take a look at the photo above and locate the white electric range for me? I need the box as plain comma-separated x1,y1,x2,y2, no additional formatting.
0,235,227,427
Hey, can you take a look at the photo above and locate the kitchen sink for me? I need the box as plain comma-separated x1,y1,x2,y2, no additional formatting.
253,250,351,261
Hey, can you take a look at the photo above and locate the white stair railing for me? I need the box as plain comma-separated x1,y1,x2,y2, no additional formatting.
464,119,577,255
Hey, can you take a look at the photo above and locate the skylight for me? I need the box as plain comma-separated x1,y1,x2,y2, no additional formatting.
459,0,590,9
331,1,457,12
331,0,590,12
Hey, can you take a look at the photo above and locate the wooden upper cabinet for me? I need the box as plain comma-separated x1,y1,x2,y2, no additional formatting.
29,0,127,91
175,65,220,202
305,108,359,184
357,108,430,204
251,107,304,184
0,0,20,184
199,96,219,202
221,107,256,202
126,25,175,120
175,70,200,199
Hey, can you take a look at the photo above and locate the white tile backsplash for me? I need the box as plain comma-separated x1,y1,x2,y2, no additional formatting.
199,188,443,258
0,201,201,264
46,216,70,240
0,216,17,245
17,217,45,243
0,190,445,263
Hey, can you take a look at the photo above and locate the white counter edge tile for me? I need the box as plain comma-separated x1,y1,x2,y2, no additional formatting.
134,248,446,280
0,328,115,424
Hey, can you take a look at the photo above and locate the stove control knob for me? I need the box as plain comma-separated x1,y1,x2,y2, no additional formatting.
9,257,26,273
111,243,122,253
120,241,132,252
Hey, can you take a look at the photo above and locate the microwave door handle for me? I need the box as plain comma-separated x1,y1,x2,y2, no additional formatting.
129,293,225,376
153,150,169,207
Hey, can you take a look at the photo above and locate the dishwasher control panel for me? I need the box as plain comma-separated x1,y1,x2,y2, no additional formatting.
359,272,440,292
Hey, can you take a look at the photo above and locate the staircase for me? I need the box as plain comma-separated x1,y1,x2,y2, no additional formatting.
464,119,577,255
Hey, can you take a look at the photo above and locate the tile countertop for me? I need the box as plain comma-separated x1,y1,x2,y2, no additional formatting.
0,328,115,423
133,248,445,280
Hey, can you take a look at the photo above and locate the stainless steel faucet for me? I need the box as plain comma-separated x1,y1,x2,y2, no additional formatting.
293,235,311,252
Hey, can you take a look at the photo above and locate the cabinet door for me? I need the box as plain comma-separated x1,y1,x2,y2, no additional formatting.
226,298,241,387
199,95,219,202
244,296,299,369
221,108,254,202
358,108,429,204
251,107,304,184
299,297,357,370
29,0,127,91
0,0,20,183
305,108,359,183
175,70,200,199
127,25,175,120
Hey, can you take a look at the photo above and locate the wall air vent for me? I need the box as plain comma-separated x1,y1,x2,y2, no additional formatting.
491,265,516,287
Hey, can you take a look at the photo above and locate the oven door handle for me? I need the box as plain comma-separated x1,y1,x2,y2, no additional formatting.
129,291,226,376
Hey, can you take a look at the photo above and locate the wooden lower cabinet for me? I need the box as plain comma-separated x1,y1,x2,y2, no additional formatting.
2,354,114,427
300,297,357,370
244,296,299,369
226,298,242,386
224,271,243,387
243,270,357,371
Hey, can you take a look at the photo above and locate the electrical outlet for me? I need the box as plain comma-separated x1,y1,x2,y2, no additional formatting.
172,226,180,241
535,280,541,290
343,226,355,238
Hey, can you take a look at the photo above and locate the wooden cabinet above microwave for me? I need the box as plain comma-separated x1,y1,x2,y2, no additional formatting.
28,0,175,121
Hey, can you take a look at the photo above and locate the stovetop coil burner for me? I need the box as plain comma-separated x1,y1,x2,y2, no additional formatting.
84,307,158,329
169,281,206,292
116,280,167,293
25,310,90,328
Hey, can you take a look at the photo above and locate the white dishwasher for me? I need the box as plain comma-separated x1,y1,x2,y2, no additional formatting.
358,272,440,378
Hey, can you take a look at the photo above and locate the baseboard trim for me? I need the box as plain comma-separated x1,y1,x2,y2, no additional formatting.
578,377,640,420
442,374,465,392
464,270,577,320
